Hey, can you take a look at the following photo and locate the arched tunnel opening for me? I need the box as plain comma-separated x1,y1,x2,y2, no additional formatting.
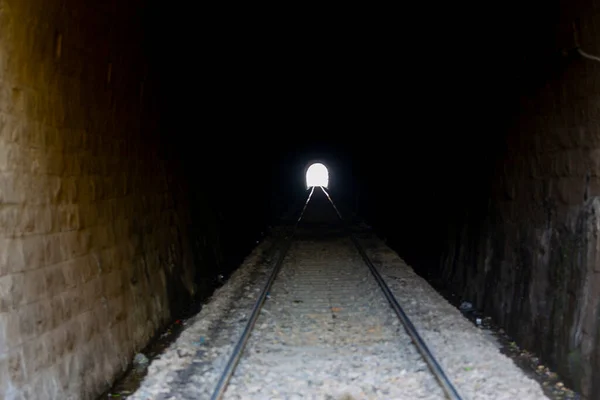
305,162,329,189
1,0,600,398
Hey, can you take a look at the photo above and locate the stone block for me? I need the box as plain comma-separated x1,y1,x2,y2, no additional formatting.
0,311,22,352
16,174,47,205
48,294,65,331
44,265,66,298
19,269,46,306
78,310,98,345
43,233,64,266
60,288,82,323
46,175,63,204
63,319,81,358
0,315,6,355
44,325,66,366
60,258,81,289
32,206,52,235
18,301,51,341
106,294,126,326
555,177,586,205
21,336,45,377
57,204,80,232
0,141,10,172
45,150,65,175
55,353,76,394
114,319,132,358
92,226,110,251
79,278,102,313
4,348,26,385
20,235,45,270
0,206,19,237
21,371,60,400
59,177,78,204
79,256,95,284
101,270,122,299
15,206,36,236
0,241,9,276
0,356,8,395
61,229,92,259
0,274,24,312
0,173,20,204
0,113,19,144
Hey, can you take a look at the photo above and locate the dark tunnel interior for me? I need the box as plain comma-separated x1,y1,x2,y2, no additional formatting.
4,0,600,398
146,0,593,393
157,0,558,290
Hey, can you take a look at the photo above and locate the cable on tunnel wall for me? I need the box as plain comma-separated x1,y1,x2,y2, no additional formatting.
573,21,600,63
577,47,600,62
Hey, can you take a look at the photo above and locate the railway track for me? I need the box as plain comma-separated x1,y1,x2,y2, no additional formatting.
208,186,463,400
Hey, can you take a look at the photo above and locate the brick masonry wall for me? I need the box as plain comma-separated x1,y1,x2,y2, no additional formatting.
0,1,200,398
438,2,600,399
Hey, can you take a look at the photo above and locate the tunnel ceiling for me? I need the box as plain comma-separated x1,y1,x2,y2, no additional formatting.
139,0,573,246
146,0,565,193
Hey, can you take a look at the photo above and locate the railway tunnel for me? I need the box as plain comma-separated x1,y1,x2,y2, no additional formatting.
1,0,600,398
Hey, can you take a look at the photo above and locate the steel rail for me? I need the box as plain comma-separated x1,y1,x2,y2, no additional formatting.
321,186,463,400
209,187,315,400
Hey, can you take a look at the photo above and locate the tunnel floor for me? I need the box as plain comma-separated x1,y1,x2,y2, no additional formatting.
100,231,581,400
100,189,555,399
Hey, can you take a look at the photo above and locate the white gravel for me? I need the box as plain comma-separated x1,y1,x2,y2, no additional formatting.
357,232,549,400
126,235,282,400
224,235,443,400
125,225,549,400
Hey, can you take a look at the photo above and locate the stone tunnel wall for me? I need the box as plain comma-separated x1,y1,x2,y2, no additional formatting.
438,3,600,398
0,1,204,398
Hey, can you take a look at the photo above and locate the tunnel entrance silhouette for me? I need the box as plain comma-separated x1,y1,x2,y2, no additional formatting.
306,163,329,189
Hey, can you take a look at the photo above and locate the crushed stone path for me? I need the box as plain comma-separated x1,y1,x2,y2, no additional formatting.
126,196,549,399
223,234,442,399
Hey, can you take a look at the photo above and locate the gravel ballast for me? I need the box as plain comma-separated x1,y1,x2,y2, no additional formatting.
125,225,549,400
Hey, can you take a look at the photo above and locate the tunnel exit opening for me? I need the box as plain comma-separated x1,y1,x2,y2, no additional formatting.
306,163,329,189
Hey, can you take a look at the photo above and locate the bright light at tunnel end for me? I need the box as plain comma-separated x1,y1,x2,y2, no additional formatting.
306,163,329,189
